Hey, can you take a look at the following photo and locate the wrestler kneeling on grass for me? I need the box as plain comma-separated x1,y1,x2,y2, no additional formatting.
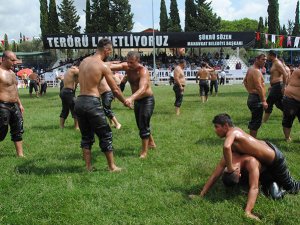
190,114,300,221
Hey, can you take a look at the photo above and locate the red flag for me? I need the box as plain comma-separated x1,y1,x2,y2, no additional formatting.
1,40,4,46
256,32,260,41
279,35,284,47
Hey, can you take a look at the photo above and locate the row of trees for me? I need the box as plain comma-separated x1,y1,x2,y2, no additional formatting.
40,0,133,37
2,0,300,52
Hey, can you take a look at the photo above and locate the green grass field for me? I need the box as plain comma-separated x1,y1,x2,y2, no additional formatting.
0,84,300,225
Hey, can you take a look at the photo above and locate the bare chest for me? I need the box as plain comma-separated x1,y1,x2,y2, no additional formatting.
0,71,17,86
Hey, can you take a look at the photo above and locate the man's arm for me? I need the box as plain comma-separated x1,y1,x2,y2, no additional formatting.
17,96,24,114
276,62,288,86
253,71,268,109
200,158,226,196
223,132,237,173
244,158,260,221
127,68,148,102
103,65,129,107
109,62,128,71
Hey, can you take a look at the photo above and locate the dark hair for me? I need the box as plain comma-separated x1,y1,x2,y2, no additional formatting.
97,38,112,50
255,53,266,60
212,113,233,126
201,62,207,67
127,51,140,60
268,50,277,57
222,171,239,187
179,59,186,64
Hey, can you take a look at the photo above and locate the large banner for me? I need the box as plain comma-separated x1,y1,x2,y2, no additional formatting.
43,32,255,49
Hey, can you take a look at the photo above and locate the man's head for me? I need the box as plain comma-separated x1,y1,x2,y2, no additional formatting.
201,62,207,68
267,50,277,61
1,51,18,69
255,53,267,69
97,38,113,61
127,51,140,70
222,167,241,187
178,59,186,68
212,114,234,138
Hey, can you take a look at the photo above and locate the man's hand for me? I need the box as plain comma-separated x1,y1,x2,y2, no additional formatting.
124,97,133,109
19,104,24,114
262,101,268,110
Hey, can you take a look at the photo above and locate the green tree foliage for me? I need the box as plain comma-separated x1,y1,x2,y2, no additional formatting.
220,18,258,32
85,0,93,33
90,0,108,32
39,0,49,36
109,0,134,32
19,32,23,43
18,39,44,52
194,0,221,32
185,0,197,32
287,20,294,35
168,0,181,32
4,34,10,51
11,41,18,52
254,17,265,48
58,0,81,34
292,0,300,36
90,0,133,33
48,0,60,34
267,0,280,34
160,0,169,32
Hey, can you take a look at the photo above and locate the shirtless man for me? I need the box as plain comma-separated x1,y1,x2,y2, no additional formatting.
99,77,121,129
173,59,186,115
74,38,130,171
243,54,268,138
29,71,39,97
197,62,214,103
212,113,299,194
59,65,79,129
196,151,288,221
209,70,219,96
110,51,156,158
263,51,288,122
0,51,25,157
282,68,300,141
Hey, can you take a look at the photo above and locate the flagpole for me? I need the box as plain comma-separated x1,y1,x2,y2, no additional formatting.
152,0,157,85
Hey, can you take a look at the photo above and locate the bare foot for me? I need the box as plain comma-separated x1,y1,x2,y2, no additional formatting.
245,212,261,221
188,194,200,199
17,154,25,158
285,137,292,142
109,166,122,172
148,143,156,149
139,153,147,159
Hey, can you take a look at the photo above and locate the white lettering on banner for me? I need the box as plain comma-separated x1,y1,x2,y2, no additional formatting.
216,34,232,40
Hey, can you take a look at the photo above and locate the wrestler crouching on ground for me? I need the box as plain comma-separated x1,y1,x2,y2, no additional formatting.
109,51,156,158
0,51,25,157
74,38,130,172
59,63,79,129
192,151,284,221
191,114,300,220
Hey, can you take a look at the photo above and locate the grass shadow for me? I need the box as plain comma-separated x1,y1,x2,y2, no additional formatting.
15,159,84,175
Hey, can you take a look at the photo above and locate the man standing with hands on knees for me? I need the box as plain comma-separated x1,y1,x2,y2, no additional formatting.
0,51,25,157
243,54,268,138
110,51,156,158
74,38,130,172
